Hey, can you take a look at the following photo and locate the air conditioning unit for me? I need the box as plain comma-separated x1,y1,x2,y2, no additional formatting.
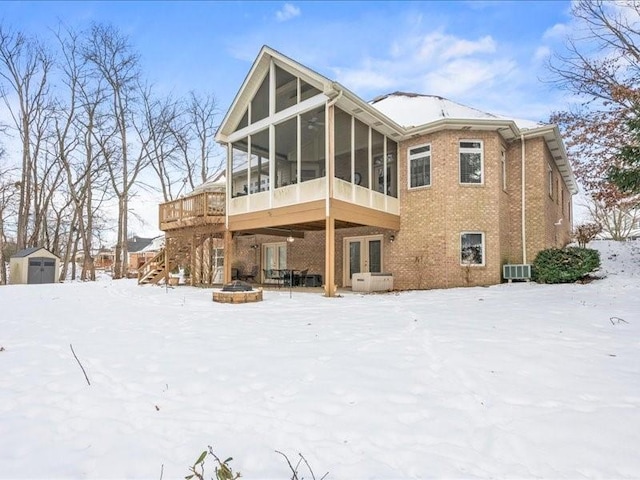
352,272,394,292
503,264,532,282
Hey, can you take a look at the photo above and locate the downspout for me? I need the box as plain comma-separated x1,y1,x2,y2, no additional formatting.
324,87,343,297
521,134,527,264
325,88,344,215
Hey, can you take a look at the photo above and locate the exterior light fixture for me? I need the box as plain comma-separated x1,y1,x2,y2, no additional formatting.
287,231,295,243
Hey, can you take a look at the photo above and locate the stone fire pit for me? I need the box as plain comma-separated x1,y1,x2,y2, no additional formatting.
212,280,263,303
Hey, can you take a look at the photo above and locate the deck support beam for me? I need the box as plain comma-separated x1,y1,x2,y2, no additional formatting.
324,215,336,297
224,229,233,284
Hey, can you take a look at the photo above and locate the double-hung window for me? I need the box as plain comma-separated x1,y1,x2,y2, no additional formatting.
408,144,431,189
459,141,483,184
460,232,485,266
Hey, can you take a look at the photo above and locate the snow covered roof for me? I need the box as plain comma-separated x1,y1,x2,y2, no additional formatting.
190,174,226,195
369,92,542,131
11,247,59,259
139,235,165,253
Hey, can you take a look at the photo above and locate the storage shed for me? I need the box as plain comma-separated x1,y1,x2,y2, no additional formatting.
10,247,60,285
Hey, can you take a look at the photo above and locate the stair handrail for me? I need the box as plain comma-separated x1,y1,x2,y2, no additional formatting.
138,248,166,283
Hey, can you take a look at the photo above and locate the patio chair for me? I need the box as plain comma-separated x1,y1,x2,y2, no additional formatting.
240,265,259,283
296,269,309,287
263,268,284,287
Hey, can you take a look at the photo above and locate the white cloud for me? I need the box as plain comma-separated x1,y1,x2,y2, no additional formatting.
441,35,497,60
416,32,496,61
334,67,395,92
330,30,507,100
276,3,301,22
543,23,569,40
424,58,516,97
534,45,551,63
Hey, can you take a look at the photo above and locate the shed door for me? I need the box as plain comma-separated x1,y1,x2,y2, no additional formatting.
28,257,56,284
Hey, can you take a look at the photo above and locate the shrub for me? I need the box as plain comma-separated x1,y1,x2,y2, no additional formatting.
532,247,601,284
573,223,602,247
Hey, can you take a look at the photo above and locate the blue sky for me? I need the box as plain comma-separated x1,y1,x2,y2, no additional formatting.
2,1,583,236
2,0,577,123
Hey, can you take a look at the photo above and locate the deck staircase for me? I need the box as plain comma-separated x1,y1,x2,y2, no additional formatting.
137,249,169,285
137,244,190,285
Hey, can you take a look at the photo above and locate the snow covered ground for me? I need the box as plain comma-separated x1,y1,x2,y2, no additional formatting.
1,240,639,479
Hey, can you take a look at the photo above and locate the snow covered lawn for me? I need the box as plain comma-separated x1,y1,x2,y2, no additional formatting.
1,241,639,479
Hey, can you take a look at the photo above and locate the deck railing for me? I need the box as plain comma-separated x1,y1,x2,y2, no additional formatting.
159,191,225,228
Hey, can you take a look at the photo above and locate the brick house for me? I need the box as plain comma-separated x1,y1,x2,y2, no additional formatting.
156,46,577,295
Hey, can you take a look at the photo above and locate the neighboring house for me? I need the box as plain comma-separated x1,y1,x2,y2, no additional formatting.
94,247,115,270
158,46,577,295
74,246,115,271
126,235,164,276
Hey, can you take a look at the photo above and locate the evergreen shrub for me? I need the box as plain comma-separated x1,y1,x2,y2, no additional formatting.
532,247,600,284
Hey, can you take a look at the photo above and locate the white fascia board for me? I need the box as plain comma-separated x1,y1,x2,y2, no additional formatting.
216,47,272,142
403,118,520,140
333,83,405,135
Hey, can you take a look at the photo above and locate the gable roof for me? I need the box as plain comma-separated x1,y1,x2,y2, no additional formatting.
189,172,226,195
126,236,155,253
139,235,165,253
216,45,578,194
12,247,59,258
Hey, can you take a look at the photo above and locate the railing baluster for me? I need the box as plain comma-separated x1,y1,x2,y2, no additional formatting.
159,191,225,228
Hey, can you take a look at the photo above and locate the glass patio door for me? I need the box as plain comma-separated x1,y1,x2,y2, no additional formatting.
262,242,287,283
343,235,383,286
211,247,224,284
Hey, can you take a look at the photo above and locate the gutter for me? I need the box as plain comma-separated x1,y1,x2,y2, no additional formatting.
404,118,520,141
325,87,344,216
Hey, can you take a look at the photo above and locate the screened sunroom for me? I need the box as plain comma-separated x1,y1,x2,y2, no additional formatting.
215,46,403,296
222,54,401,221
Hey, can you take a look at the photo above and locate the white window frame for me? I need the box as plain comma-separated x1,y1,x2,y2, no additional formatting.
459,140,484,185
460,231,485,266
548,163,554,199
407,143,431,189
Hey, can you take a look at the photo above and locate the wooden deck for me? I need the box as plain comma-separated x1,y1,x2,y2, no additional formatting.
159,191,225,231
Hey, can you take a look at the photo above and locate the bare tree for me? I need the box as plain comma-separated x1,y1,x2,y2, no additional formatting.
138,84,184,202
548,1,640,232
187,91,222,188
584,196,640,241
83,23,150,279
169,91,222,197
549,1,639,108
0,163,19,285
0,24,55,250
52,25,116,281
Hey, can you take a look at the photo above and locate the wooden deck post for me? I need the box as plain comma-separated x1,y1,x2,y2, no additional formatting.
224,229,233,284
324,102,336,297
324,215,336,297
190,234,197,286
164,237,171,285
203,235,211,285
